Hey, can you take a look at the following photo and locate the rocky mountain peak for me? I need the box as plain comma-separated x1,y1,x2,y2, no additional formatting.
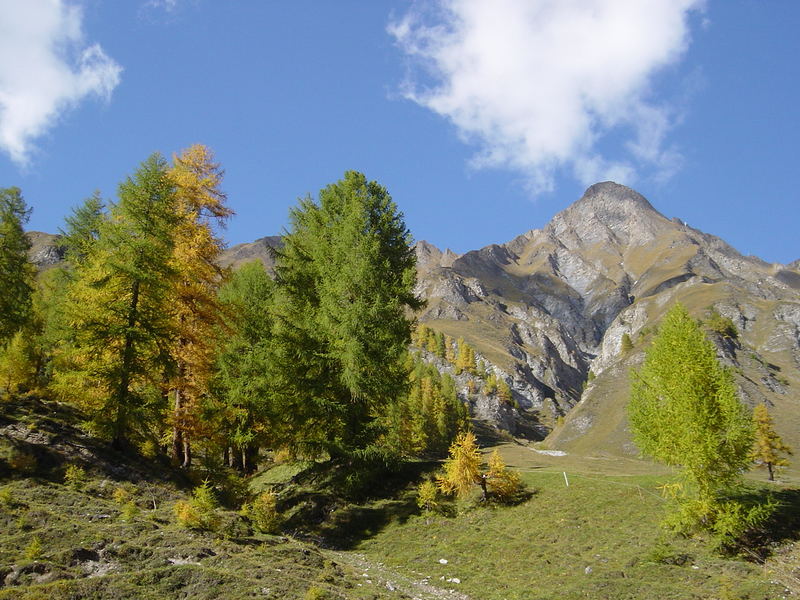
547,181,671,248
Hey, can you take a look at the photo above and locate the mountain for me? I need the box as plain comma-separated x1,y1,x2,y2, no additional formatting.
413,182,800,465
26,182,800,465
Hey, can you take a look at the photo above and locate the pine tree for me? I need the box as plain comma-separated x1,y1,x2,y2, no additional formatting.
497,379,513,405
213,261,276,472
435,331,446,359
628,303,754,533
751,403,792,481
0,187,34,344
53,154,177,448
59,192,105,267
270,171,421,457
444,334,456,363
620,332,634,354
486,449,523,502
437,430,484,499
166,144,232,469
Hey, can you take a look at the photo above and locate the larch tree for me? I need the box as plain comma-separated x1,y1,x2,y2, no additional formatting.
437,430,485,500
628,303,754,534
270,170,422,458
53,154,177,449
751,403,792,481
166,144,232,469
0,187,34,344
212,260,276,472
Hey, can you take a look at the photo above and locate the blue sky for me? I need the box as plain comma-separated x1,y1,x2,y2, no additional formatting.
0,1,797,264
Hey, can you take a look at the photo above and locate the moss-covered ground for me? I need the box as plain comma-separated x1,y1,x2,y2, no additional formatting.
2,394,799,599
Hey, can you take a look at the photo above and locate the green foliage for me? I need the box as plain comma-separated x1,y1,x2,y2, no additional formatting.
628,303,755,536
0,187,34,345
243,490,282,533
63,464,87,489
120,501,140,522
705,308,738,340
23,536,43,561
416,479,439,513
0,486,15,508
59,192,105,267
52,153,178,448
269,171,421,457
620,332,634,353
304,586,332,600
174,482,220,531
383,355,468,457
211,260,276,469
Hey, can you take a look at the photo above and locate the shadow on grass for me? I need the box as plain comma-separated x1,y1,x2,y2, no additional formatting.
278,458,439,549
724,486,800,559
317,497,418,550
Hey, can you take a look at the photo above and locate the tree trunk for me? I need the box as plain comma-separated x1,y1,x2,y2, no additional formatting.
767,461,774,481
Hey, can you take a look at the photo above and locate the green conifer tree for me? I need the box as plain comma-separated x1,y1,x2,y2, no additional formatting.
0,187,34,344
628,303,754,534
270,171,421,458
53,154,177,448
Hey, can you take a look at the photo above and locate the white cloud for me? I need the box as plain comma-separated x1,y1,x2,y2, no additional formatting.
389,0,704,192
0,0,122,166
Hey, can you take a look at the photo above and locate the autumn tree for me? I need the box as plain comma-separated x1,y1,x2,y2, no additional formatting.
53,154,177,449
166,144,232,469
628,303,755,536
269,171,422,458
0,187,34,344
437,430,484,499
751,403,792,481
486,449,523,502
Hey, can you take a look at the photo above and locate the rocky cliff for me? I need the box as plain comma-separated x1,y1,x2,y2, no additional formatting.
414,182,800,459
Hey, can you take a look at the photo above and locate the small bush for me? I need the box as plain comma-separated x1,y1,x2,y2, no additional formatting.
243,491,282,533
486,450,525,503
304,586,331,600
416,479,439,514
112,485,134,505
706,309,738,340
174,482,220,531
0,486,15,508
120,501,139,522
24,536,43,561
63,464,87,489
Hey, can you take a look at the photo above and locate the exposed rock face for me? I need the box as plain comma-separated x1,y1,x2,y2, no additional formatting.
217,235,283,272
26,232,65,269
413,182,800,450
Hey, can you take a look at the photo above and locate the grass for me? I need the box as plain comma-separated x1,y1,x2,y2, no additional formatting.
350,446,794,600
2,393,798,599
0,396,398,600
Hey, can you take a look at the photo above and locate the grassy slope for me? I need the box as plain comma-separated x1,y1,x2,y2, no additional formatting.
353,444,797,600
0,395,397,600
3,394,798,599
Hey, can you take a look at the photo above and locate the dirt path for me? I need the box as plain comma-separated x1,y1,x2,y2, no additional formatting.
328,550,472,600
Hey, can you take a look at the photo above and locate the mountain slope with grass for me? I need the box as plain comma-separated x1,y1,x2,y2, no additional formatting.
411,182,800,471
0,394,418,600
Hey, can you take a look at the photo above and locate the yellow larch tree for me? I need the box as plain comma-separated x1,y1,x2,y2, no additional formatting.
751,403,792,481
167,144,233,468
